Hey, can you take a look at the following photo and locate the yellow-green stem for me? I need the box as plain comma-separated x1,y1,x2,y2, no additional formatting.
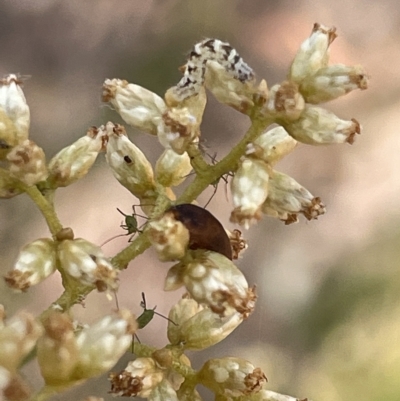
23,185,63,237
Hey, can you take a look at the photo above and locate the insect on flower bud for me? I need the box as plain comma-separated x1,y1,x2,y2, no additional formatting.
155,149,192,187
262,170,326,224
204,60,255,113
289,23,337,84
109,357,164,398
7,140,48,186
198,357,267,398
230,158,270,229
4,238,56,292
165,250,256,318
102,79,166,135
246,126,297,166
105,123,157,198
167,203,233,260
47,126,105,188
282,105,361,145
57,238,118,291
0,74,30,143
299,64,369,104
168,298,244,350
262,81,305,121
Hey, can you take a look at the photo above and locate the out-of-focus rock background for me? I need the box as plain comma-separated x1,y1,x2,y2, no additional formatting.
1,1,400,400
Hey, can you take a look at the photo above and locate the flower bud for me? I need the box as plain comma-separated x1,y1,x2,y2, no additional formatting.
0,74,30,143
7,140,48,186
0,371,31,401
204,60,255,113
289,23,337,84
282,105,361,145
74,309,136,378
155,149,192,187
262,81,305,121
36,312,79,386
109,358,164,398
0,309,43,373
262,170,326,224
105,124,156,198
251,389,308,401
168,298,244,350
246,126,297,166
148,212,190,261
230,158,270,229
4,238,56,292
57,238,118,291
198,357,267,398
165,250,256,318
0,108,18,160
148,380,179,401
47,126,105,188
299,64,369,104
0,168,22,198
157,106,200,155
102,79,166,135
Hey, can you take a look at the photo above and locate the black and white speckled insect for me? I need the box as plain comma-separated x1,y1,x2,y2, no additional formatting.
172,39,254,101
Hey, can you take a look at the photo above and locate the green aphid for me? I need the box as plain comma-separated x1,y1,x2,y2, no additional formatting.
136,292,177,329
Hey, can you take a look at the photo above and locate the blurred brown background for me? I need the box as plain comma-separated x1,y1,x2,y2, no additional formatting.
1,1,400,400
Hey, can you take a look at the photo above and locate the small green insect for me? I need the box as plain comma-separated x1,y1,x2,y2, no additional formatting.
136,292,177,329
101,206,147,247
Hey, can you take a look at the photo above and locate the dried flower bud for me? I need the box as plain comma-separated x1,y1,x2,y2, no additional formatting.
226,229,248,260
0,310,43,373
105,124,156,198
0,74,30,143
148,379,179,401
246,126,297,166
168,298,244,350
230,158,270,229
1,371,31,401
165,250,256,318
109,358,164,398
4,238,56,292
289,23,337,84
167,38,254,103
57,238,118,291
204,60,255,113
262,170,326,224
47,126,105,188
262,81,305,121
37,312,79,386
282,105,361,145
157,106,200,155
198,357,267,398
148,212,190,261
6,140,48,186
155,149,192,187
102,79,166,135
0,167,22,198
299,64,369,104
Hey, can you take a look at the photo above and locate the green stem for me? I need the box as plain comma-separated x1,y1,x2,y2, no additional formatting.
23,185,63,237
